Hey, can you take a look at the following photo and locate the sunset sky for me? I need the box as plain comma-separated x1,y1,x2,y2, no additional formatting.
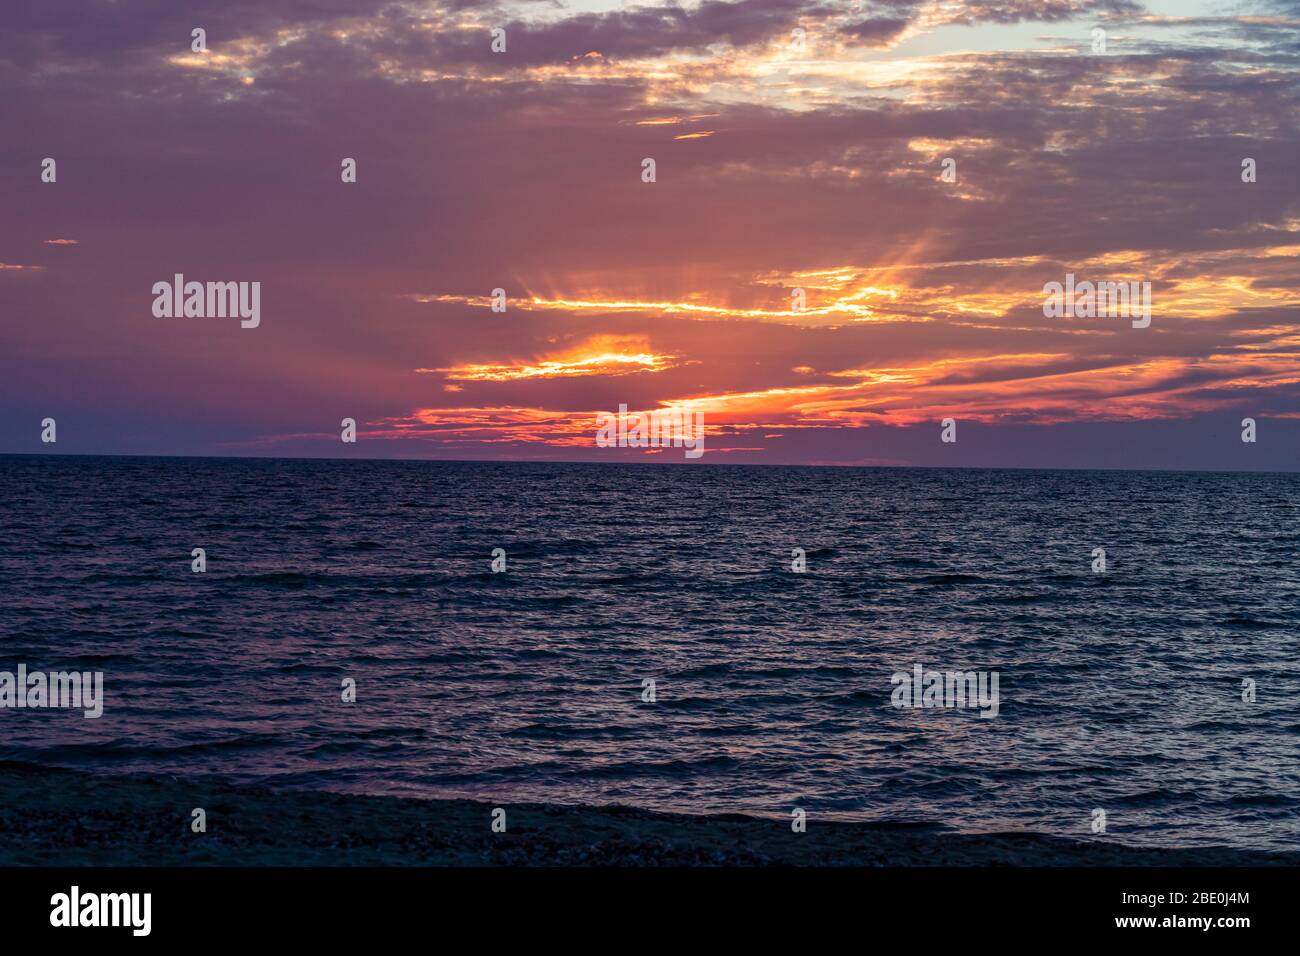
4,0,1300,469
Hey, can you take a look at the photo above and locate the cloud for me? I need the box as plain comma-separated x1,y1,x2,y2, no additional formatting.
2,0,1299,467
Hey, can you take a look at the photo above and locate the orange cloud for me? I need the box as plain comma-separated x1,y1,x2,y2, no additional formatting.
424,334,679,381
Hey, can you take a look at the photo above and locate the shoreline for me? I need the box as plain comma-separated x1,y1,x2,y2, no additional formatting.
3,762,1293,866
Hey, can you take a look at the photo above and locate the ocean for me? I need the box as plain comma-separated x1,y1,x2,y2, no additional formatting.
2,455,1297,852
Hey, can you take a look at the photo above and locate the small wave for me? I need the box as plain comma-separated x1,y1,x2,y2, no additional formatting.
915,573,992,585
1219,616,1284,630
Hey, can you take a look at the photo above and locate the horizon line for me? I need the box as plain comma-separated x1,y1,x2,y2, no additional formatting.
3,451,1297,478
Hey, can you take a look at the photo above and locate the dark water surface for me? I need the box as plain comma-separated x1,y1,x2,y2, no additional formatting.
2,455,1298,851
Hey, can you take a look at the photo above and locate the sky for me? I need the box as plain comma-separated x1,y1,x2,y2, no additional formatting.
3,0,1300,470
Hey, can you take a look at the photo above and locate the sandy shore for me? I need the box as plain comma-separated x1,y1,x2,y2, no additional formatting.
2,762,1292,866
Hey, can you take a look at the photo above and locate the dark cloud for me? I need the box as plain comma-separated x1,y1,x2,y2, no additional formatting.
840,17,912,46
938,0,1144,24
